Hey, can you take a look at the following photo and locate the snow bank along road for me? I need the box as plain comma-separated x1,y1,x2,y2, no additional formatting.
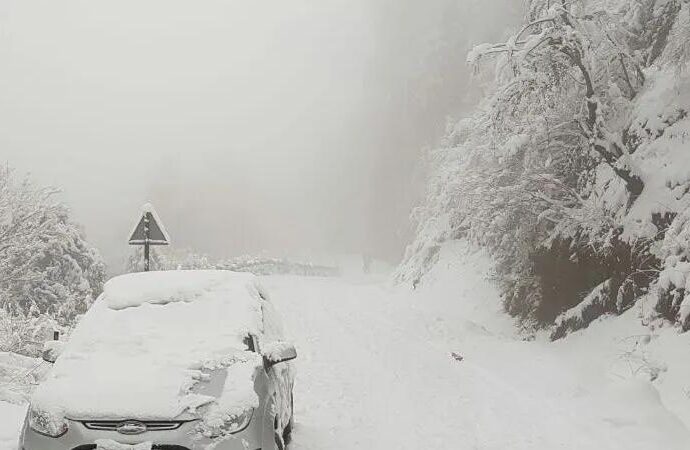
2,243,689,449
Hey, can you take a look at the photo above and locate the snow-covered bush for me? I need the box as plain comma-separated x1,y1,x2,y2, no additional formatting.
0,310,64,356
126,247,339,277
125,246,202,272
0,350,50,404
655,209,690,330
0,167,105,355
217,255,339,276
399,0,690,336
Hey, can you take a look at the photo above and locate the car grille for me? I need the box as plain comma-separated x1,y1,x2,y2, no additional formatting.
81,421,185,431
72,446,190,450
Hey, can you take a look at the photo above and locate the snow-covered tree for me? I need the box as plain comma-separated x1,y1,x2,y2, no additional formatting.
0,166,105,354
399,0,690,335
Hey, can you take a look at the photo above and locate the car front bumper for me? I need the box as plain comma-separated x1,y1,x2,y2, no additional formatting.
19,416,263,450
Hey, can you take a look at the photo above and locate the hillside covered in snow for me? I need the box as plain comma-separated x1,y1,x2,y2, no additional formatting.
398,0,690,338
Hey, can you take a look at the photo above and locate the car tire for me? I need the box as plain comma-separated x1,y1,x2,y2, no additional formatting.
274,416,286,450
283,392,294,445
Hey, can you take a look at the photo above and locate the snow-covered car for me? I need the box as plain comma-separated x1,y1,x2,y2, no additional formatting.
19,270,297,450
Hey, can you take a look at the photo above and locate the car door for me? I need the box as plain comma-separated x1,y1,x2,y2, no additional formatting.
260,299,294,431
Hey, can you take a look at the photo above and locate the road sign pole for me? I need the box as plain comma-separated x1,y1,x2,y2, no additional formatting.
144,213,150,272
144,241,150,271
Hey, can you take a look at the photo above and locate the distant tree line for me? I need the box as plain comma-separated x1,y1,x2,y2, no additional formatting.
126,247,340,277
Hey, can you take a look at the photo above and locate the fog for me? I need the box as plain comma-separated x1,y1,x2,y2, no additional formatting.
0,0,520,271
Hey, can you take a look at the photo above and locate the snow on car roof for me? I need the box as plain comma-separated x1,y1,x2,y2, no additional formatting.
32,270,267,421
103,269,265,310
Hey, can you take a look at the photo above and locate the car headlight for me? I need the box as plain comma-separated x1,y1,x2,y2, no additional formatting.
224,408,253,434
28,407,68,438
201,408,253,438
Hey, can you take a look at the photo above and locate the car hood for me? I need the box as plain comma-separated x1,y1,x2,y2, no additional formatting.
32,356,262,421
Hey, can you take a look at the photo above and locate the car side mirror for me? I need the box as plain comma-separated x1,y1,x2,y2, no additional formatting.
262,341,297,370
42,340,65,363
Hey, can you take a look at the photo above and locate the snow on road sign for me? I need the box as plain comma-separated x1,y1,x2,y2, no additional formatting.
128,203,170,245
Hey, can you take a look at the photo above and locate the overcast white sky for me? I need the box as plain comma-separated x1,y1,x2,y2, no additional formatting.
0,0,519,271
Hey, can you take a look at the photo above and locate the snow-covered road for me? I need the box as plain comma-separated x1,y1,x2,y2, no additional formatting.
265,245,690,450
2,244,689,449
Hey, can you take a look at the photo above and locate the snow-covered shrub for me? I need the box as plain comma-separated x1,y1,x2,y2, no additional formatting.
551,279,616,340
126,247,339,277
535,229,660,331
125,246,203,272
655,209,690,330
0,350,49,404
0,310,64,356
0,166,105,355
217,255,339,276
399,0,690,336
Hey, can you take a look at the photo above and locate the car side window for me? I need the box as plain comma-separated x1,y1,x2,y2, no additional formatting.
243,334,261,353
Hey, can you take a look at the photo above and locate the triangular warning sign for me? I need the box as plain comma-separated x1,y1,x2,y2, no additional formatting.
128,203,170,245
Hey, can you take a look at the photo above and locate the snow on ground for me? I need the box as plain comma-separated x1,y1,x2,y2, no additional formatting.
0,352,38,450
0,402,25,450
1,244,689,449
265,241,690,449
